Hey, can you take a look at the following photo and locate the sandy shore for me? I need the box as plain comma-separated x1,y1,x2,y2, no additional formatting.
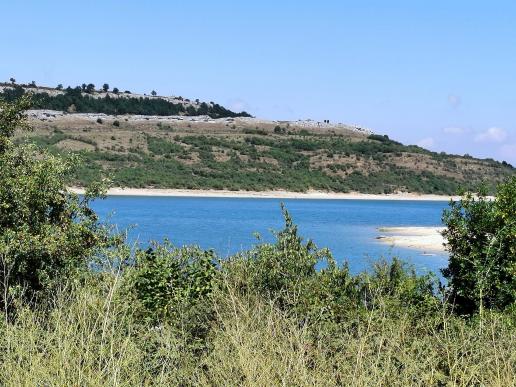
69,187,460,201
376,227,447,252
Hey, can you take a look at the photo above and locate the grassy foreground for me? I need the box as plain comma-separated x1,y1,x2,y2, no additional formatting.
1,211,515,386
1,262,514,386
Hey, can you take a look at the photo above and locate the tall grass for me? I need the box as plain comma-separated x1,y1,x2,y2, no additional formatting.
1,272,514,386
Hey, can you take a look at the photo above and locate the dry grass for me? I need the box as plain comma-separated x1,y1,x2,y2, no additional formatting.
202,286,515,386
1,274,514,386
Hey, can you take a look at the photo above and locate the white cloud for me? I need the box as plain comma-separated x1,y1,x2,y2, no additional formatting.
417,137,436,149
443,127,466,135
475,127,507,143
447,94,461,108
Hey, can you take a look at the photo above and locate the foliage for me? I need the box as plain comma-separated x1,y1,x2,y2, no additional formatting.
146,136,183,155
0,85,251,118
0,97,108,312
117,207,441,359
224,205,340,315
0,94,31,152
442,178,516,315
38,131,512,195
218,207,439,331
123,242,216,324
274,125,286,134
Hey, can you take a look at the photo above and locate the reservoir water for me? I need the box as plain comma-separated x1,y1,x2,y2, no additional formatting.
92,197,449,275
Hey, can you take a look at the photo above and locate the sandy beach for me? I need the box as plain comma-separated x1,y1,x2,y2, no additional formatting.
69,187,461,201
376,226,447,252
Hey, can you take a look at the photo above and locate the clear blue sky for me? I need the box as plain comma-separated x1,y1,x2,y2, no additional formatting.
2,1,515,164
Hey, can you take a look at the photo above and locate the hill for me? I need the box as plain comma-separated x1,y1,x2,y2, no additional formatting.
3,83,514,194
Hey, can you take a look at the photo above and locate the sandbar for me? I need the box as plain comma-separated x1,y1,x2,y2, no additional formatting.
376,226,447,252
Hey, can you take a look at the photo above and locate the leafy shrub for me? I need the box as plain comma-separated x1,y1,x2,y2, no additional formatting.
368,133,391,142
226,206,334,305
224,206,438,323
146,136,183,155
242,128,268,136
442,178,516,315
122,242,217,347
274,125,286,134
0,98,108,310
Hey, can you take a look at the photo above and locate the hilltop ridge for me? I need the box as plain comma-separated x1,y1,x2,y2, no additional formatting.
0,81,252,118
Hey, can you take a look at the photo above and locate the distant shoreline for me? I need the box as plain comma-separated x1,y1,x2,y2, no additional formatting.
69,187,461,201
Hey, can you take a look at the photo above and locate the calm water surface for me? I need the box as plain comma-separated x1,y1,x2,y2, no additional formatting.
91,197,449,275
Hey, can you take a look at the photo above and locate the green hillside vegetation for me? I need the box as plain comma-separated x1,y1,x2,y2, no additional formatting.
4,82,514,195
0,84,251,118
0,97,515,385
23,122,514,194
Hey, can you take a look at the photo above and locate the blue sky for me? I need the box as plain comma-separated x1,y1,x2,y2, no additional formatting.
1,1,515,164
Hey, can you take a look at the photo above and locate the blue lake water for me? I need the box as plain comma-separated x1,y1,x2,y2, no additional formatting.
91,197,449,276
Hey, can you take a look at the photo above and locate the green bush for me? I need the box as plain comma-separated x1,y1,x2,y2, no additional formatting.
225,206,336,312
146,136,183,155
0,97,108,311
123,242,216,324
273,125,286,134
442,178,516,315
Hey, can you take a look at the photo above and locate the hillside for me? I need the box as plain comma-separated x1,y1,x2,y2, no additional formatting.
2,82,513,194
11,111,512,195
